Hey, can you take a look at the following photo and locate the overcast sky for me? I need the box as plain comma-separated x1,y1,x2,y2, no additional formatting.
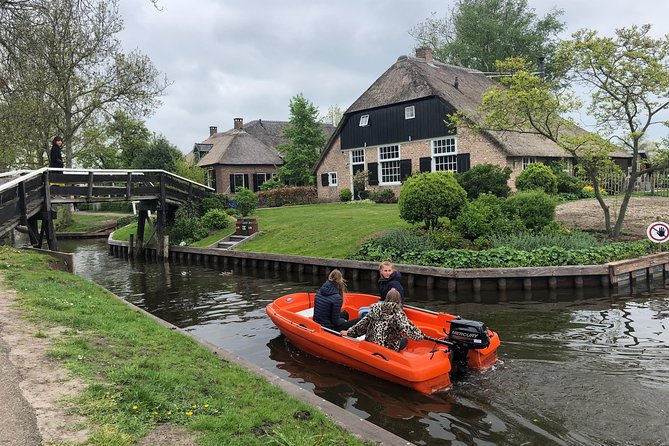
117,0,669,153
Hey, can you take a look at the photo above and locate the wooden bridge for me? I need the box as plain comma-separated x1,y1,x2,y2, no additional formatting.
0,168,214,255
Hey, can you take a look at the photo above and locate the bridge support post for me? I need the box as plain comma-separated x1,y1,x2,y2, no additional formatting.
41,171,58,251
136,210,148,256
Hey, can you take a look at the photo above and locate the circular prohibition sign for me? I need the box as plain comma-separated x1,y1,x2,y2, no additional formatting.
646,221,669,243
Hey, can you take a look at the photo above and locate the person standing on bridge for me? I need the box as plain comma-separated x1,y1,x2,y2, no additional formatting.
49,136,64,168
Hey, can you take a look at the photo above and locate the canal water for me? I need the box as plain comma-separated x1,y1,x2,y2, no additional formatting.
62,240,669,446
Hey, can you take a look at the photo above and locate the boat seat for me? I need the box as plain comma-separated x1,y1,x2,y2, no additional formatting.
296,307,314,318
296,307,365,340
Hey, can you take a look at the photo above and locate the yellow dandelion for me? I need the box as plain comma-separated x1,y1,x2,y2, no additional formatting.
132,405,138,411
203,404,209,408
191,404,197,409
185,411,193,416
167,411,172,415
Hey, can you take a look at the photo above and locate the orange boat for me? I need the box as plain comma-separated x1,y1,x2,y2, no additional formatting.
266,292,500,394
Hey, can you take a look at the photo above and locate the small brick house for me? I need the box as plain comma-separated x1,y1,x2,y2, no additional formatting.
313,48,631,201
195,118,335,194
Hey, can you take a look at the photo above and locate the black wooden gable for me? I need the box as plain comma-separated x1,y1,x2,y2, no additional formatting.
340,97,456,150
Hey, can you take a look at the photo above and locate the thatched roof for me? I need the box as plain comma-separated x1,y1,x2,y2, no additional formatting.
197,129,282,167
197,119,336,167
346,54,578,158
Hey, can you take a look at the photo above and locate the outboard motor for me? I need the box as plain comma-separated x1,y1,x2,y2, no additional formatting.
448,319,490,349
447,319,490,378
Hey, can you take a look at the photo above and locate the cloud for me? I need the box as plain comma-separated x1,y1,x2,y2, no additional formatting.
118,0,669,152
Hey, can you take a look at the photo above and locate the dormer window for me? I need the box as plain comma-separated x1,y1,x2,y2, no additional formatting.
359,114,369,126
405,106,415,119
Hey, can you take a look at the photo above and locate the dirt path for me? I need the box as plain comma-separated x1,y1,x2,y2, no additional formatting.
0,279,197,446
0,279,89,445
556,196,669,238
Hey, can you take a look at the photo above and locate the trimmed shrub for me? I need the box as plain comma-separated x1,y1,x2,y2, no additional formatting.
339,188,352,202
457,163,511,199
257,186,318,207
202,193,230,212
453,194,522,241
515,163,558,194
202,209,230,230
369,189,396,203
232,188,258,217
398,171,467,229
503,190,556,231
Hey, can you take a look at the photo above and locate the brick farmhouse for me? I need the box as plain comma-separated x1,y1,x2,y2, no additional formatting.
313,48,631,202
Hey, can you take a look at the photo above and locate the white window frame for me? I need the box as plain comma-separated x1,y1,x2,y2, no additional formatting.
350,149,365,165
432,137,457,172
379,144,401,184
232,173,247,190
327,172,338,186
359,114,369,127
405,105,415,120
206,168,215,189
522,157,537,170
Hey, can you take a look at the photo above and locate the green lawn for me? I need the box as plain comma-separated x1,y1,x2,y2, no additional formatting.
239,202,410,258
0,247,367,446
56,212,125,233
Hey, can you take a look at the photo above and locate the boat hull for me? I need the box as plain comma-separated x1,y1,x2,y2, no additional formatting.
266,292,500,394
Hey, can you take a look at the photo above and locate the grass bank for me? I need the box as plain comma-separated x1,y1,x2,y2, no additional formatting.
240,202,409,258
56,211,125,233
0,247,367,446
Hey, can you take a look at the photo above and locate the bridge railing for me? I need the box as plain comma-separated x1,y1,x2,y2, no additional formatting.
0,168,214,240
0,168,49,238
48,168,214,204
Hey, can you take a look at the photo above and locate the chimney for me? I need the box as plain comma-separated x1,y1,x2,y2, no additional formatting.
209,126,217,136
234,117,243,130
454,76,459,89
415,47,433,64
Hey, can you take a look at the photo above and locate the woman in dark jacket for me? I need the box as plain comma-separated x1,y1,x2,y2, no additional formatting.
313,269,360,331
378,260,404,304
49,136,64,168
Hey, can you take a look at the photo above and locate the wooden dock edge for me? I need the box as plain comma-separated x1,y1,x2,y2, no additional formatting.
107,238,669,292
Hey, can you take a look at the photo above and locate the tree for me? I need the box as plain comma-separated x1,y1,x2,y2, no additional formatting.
75,111,151,169
461,25,669,238
321,104,344,126
398,171,467,230
277,93,327,185
410,0,564,72
1,0,167,168
131,135,182,172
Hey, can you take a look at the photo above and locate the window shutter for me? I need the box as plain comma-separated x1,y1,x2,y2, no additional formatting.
419,157,431,173
367,163,379,185
229,174,236,193
321,173,329,186
400,159,412,182
211,169,217,191
252,174,259,192
456,153,470,173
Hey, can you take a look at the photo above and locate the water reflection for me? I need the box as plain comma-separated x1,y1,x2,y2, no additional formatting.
63,240,669,446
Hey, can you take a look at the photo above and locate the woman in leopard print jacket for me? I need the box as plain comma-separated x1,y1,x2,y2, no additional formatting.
341,289,424,352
